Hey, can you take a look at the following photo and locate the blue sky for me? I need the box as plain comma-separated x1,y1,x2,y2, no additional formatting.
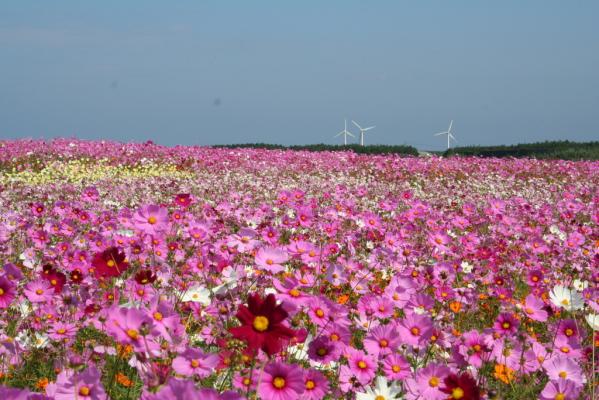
1,1,598,149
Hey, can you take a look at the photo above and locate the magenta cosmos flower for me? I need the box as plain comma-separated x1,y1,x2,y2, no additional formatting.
0,277,16,308
257,362,305,400
493,313,519,336
523,294,548,322
301,369,329,400
53,367,106,400
382,353,411,380
255,247,289,273
172,347,219,378
133,204,169,236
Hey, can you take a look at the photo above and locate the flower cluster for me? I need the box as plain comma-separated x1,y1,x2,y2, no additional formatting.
0,138,596,399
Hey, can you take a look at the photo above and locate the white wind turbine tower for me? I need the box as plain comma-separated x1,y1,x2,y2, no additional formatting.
434,120,457,150
334,119,355,145
352,120,376,146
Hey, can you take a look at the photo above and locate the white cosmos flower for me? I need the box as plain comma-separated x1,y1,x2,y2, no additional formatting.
356,376,401,400
549,285,584,312
572,279,588,291
180,285,211,305
585,314,599,330
460,261,473,273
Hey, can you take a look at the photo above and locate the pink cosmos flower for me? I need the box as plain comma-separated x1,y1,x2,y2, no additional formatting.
140,378,204,399
543,355,585,387
363,324,399,357
458,330,490,368
523,294,548,322
257,362,305,400
539,379,581,400
404,363,451,400
48,322,78,342
300,369,329,400
255,247,288,273
396,312,434,347
172,347,219,378
24,279,54,303
105,306,158,352
133,205,169,236
53,367,106,400
0,277,16,308
345,348,377,385
382,353,411,380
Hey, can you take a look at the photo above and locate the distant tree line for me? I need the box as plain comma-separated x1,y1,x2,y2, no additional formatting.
212,143,420,156
444,140,599,160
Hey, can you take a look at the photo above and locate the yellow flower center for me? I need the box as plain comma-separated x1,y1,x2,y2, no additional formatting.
243,378,251,386
452,387,465,399
289,289,300,297
561,299,570,306
79,386,91,396
410,327,420,336
565,328,574,336
560,346,570,353
35,289,43,295
392,365,401,373
106,260,115,268
502,322,510,329
266,259,274,265
379,339,389,348
147,216,157,224
273,377,286,389
375,396,386,400
473,344,481,352
554,393,565,400
57,328,66,334
317,348,327,356
315,308,325,318
0,288,4,295
330,333,339,341
429,376,440,387
305,380,315,390
153,312,163,321
525,307,534,315
252,316,269,332
357,360,367,369
50,279,57,285
190,359,200,368
126,329,139,340
558,371,567,379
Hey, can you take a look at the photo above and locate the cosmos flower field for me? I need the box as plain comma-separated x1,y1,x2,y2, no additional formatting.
0,139,597,400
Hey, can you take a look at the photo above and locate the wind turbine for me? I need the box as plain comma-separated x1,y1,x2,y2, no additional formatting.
334,119,355,145
434,120,457,150
352,120,375,146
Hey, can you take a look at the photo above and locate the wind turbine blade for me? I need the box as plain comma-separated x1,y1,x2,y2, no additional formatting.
352,120,362,129
334,132,343,137
363,126,375,131
434,131,448,136
448,120,453,132
347,132,355,137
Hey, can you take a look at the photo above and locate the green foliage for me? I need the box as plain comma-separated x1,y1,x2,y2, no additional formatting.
212,143,419,156
444,140,599,160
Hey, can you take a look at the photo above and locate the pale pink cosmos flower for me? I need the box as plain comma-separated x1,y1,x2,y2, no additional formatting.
255,247,289,273
133,205,169,236
172,347,219,378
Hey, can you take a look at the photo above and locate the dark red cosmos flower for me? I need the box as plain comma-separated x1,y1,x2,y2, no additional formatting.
229,293,297,356
441,372,481,400
135,269,157,285
174,193,193,208
40,264,66,293
92,247,129,279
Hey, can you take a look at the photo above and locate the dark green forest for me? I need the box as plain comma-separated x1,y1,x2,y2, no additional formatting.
444,140,599,160
212,143,420,156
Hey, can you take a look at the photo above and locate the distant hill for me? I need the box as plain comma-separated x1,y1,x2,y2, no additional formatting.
444,140,599,160
212,143,419,156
